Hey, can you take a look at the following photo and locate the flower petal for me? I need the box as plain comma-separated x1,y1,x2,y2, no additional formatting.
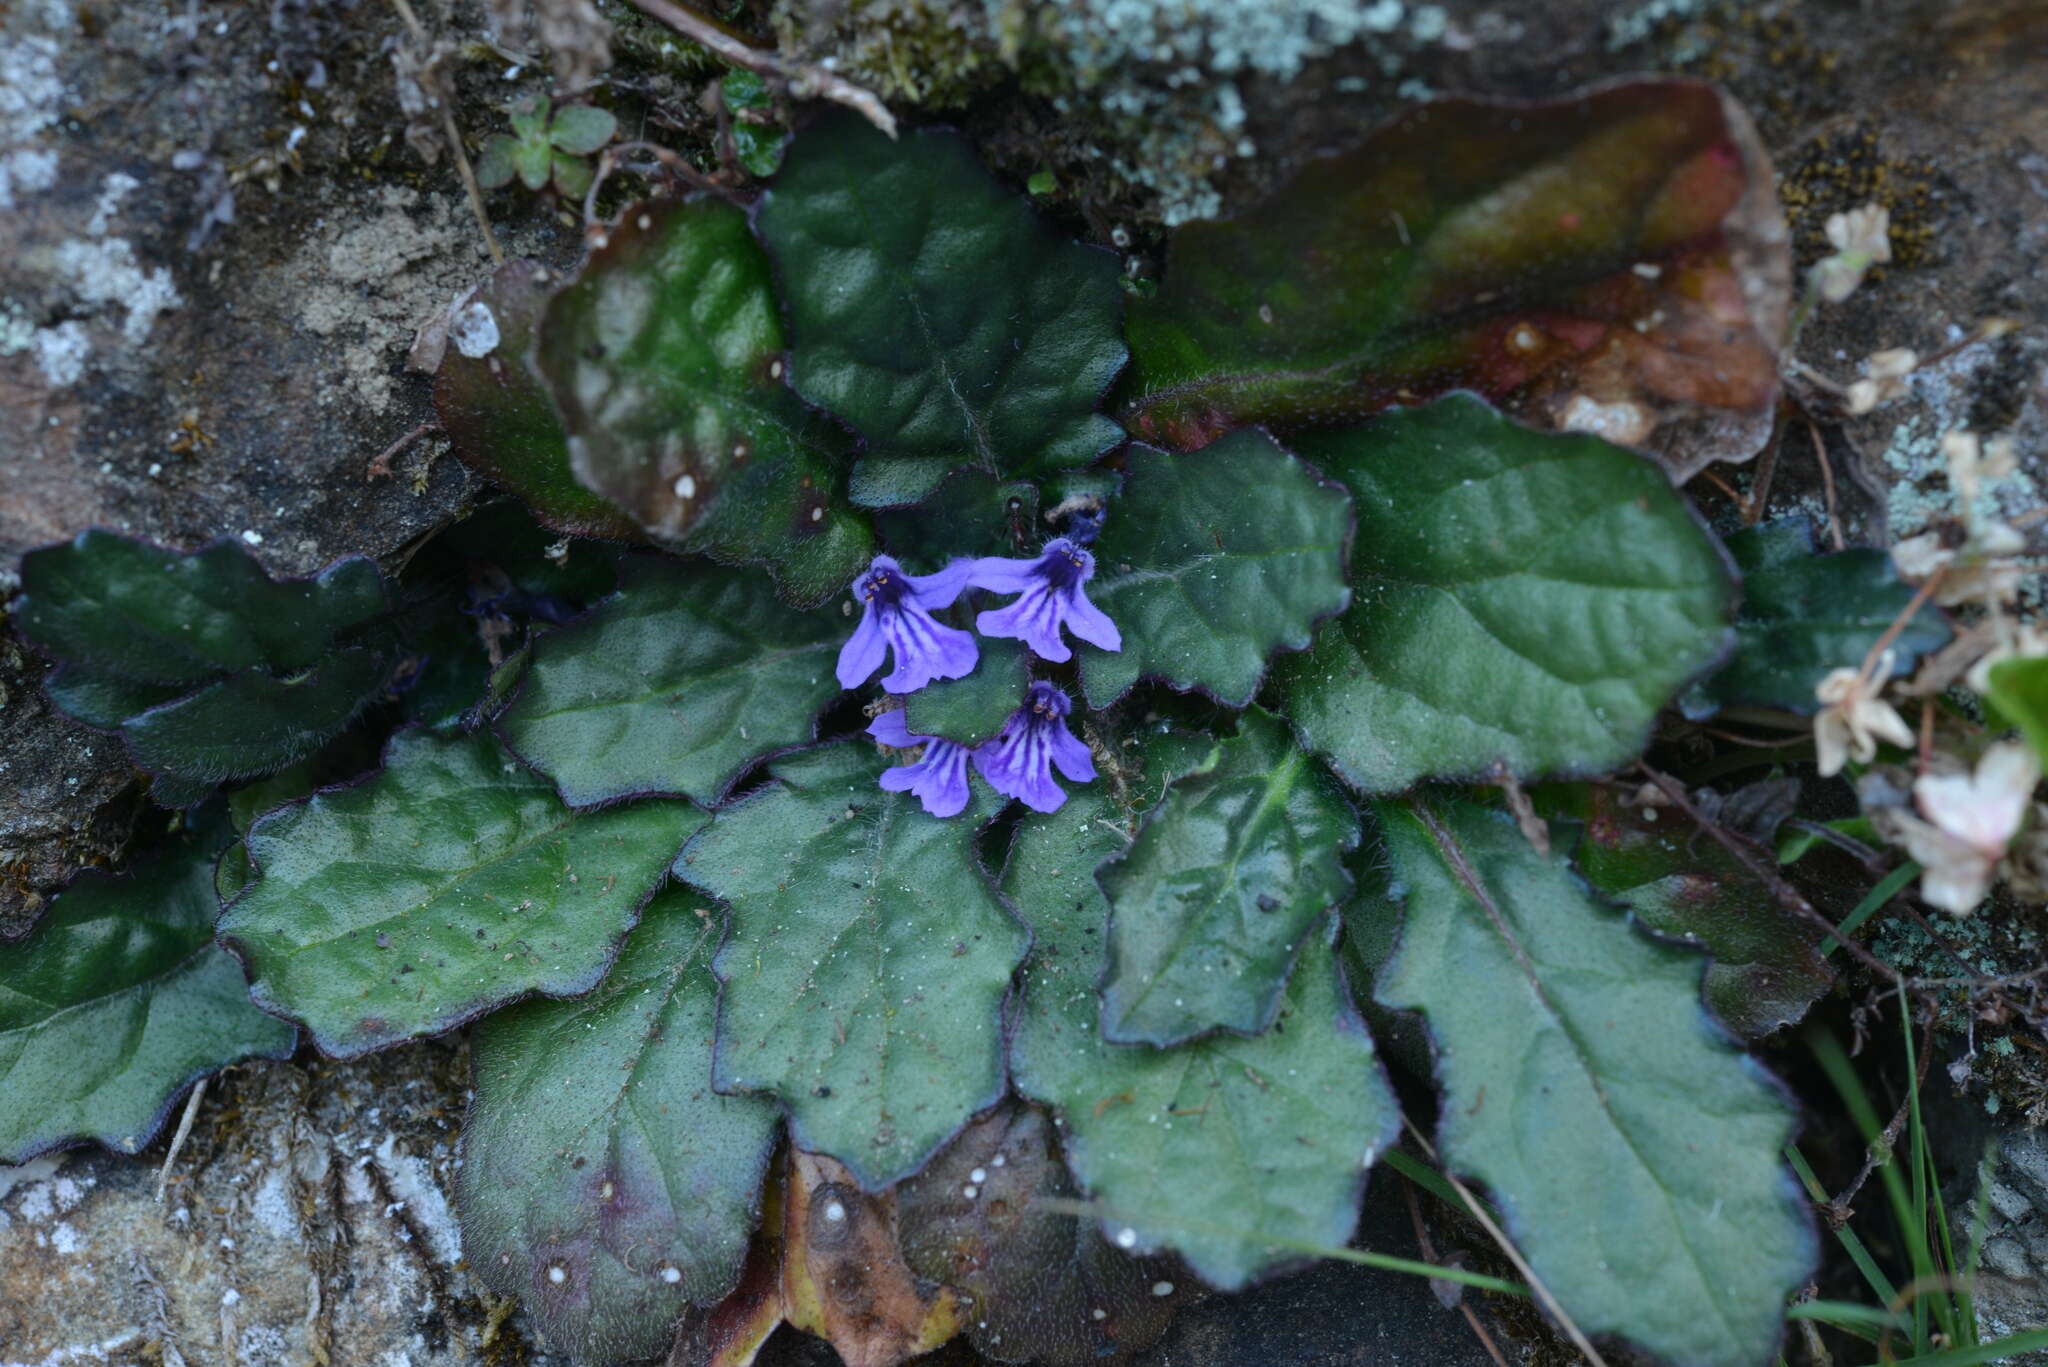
1048,722,1096,784
978,586,1071,662
868,709,923,748
1061,585,1122,653
836,605,889,689
907,559,975,610
881,607,980,693
963,554,1041,595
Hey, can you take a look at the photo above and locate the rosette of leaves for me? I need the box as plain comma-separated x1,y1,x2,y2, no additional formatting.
477,95,617,199
2,79,1901,1367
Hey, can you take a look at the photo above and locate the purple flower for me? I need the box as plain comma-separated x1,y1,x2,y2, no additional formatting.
837,555,979,694
868,709,972,818
972,682,1096,813
968,537,1121,663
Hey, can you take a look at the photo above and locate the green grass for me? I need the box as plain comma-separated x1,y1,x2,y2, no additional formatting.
1787,984,2043,1366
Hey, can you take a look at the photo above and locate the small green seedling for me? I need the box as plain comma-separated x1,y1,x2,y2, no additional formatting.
477,95,617,198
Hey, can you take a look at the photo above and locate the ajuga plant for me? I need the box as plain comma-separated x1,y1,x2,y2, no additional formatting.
13,77,2038,1367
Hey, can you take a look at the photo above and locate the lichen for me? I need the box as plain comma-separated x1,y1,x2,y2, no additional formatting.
769,0,1461,225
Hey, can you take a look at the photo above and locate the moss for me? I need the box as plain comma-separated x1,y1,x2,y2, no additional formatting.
1778,123,1940,273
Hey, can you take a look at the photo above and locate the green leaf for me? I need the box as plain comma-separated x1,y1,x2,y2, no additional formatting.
509,95,552,142
1988,658,2048,766
433,260,644,540
550,151,595,200
874,469,1044,566
536,196,872,606
896,1100,1190,1366
1691,519,1950,715
1003,731,1397,1290
0,820,296,1164
1274,396,1733,793
1120,81,1787,472
121,648,390,788
1367,795,1813,1367
16,531,389,686
513,134,554,192
720,70,784,178
460,887,780,1362
1077,431,1352,709
1545,783,1832,1039
547,103,616,155
496,557,845,808
217,730,702,1058
15,531,395,794
674,741,1029,1189
476,134,520,189
756,112,1127,480
1099,709,1356,1045
901,638,1033,747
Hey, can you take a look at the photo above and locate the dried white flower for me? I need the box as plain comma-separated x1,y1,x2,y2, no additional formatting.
1815,204,1892,303
1845,347,1917,415
1966,623,2048,696
1896,743,2042,913
1814,650,1915,777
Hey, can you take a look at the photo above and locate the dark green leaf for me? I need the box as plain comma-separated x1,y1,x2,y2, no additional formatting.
0,821,296,1164
874,469,1043,566
1077,432,1351,708
122,648,390,788
16,531,388,686
1691,519,1950,715
1004,731,1397,1290
496,557,845,808
1988,658,2048,766
1275,396,1732,793
15,531,396,796
1121,81,1788,477
460,887,780,1361
1546,784,1832,1038
756,112,1126,480
433,260,645,540
548,103,616,155
1099,709,1356,1045
674,741,1028,1189
720,70,784,178
218,730,701,1058
1368,795,1813,1367
897,1101,1191,1366
902,638,1033,747
537,196,871,606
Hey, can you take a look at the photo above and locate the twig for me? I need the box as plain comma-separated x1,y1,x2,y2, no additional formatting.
1806,419,1846,551
1635,764,1904,985
624,0,896,138
1856,571,1944,684
580,139,726,230
1402,1117,1611,1367
1744,422,1781,525
1824,1019,1932,1225
385,0,504,265
1402,1177,1512,1367
156,1076,207,1203
367,421,441,481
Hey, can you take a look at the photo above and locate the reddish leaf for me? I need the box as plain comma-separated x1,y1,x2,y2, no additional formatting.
1122,80,1790,479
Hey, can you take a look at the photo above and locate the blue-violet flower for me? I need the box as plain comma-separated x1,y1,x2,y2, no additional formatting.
968,537,1120,663
972,682,1096,813
836,555,978,694
867,709,972,818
